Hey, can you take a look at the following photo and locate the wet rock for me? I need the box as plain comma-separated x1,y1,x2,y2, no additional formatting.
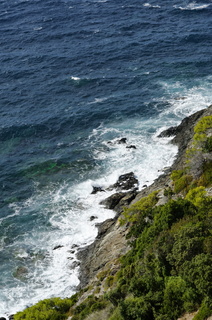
70,260,80,269
0,317,7,320
90,215,98,221
91,186,105,194
117,137,127,144
9,316,14,320
110,172,139,191
53,245,64,250
126,145,137,149
100,192,126,209
71,244,79,249
13,266,28,279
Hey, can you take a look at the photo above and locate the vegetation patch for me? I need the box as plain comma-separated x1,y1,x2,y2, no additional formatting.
14,296,79,320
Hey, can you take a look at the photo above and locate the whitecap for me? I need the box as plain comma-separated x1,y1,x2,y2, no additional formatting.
33,26,43,31
71,76,81,81
143,3,161,8
174,2,210,10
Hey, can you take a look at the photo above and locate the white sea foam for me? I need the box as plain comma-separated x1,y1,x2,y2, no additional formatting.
174,2,210,10
71,76,81,81
33,26,43,31
143,3,161,8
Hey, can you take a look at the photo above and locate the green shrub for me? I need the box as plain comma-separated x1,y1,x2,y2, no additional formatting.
108,307,124,320
163,276,187,319
203,136,212,153
121,191,159,224
185,186,207,207
14,296,78,320
194,116,212,134
120,296,153,320
198,161,212,186
193,297,212,320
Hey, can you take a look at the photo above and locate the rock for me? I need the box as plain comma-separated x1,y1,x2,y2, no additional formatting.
115,191,137,214
0,317,7,320
70,260,80,269
126,145,137,149
91,186,105,194
71,244,79,249
96,219,115,239
111,172,139,191
53,245,64,250
90,215,98,221
13,266,28,279
100,192,126,209
9,316,14,320
117,137,127,144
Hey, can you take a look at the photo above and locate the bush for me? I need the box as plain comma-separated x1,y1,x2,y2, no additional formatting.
203,136,212,153
193,297,212,320
120,296,153,320
14,296,78,320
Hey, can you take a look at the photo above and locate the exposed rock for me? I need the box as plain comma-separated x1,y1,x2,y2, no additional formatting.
126,145,137,149
70,261,80,269
108,172,139,191
0,317,7,320
91,186,105,194
77,219,129,289
13,266,28,279
117,137,127,144
90,215,98,221
53,245,64,250
100,192,126,209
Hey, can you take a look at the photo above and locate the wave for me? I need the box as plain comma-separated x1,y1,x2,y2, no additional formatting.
173,2,210,10
143,3,161,8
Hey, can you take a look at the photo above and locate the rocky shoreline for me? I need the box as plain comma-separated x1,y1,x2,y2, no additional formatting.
77,105,212,291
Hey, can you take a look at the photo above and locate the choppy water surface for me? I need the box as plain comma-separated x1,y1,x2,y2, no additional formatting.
0,0,211,316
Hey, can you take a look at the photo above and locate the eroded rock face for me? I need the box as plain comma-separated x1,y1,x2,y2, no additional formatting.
100,192,126,210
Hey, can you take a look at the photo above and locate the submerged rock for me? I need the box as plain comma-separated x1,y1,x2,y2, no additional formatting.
13,266,28,280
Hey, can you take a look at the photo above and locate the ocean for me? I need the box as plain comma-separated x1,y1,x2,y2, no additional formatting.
0,0,211,317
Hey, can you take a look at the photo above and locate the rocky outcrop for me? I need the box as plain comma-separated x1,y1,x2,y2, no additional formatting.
77,105,212,296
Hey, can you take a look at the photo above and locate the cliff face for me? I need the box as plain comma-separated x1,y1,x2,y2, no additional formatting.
77,105,212,291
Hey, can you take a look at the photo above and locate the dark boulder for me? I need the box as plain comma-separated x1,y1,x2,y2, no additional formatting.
126,145,137,149
110,172,139,191
53,245,64,250
117,137,127,144
90,215,98,221
91,186,105,194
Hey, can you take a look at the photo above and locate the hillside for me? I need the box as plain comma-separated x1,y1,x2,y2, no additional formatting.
13,105,212,320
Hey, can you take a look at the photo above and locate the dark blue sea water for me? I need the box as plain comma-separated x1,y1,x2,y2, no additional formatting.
0,0,211,316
